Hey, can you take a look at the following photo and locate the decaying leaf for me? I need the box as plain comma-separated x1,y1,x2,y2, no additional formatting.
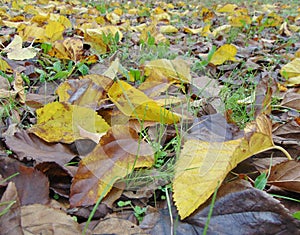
70,125,154,207
108,80,181,124
0,182,23,235
173,115,291,219
56,78,108,110
21,204,81,234
142,181,300,234
29,102,110,143
268,160,300,193
0,157,50,206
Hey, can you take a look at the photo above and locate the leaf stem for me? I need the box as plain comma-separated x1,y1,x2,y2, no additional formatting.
273,145,292,160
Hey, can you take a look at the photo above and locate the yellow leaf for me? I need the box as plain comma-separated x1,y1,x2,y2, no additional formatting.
173,115,284,219
56,79,108,109
45,21,65,42
103,58,120,80
29,102,110,143
159,25,178,33
70,125,154,207
280,58,300,85
210,44,237,65
108,81,180,124
212,25,231,37
4,35,37,61
183,27,203,34
19,25,45,42
217,4,237,13
144,58,191,83
0,59,13,73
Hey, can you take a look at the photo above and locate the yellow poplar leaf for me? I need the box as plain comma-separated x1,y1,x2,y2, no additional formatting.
183,27,203,34
144,58,191,83
229,15,252,27
103,58,120,80
45,21,65,42
56,79,107,109
108,81,180,124
70,125,154,207
29,102,110,143
19,25,45,42
159,25,178,33
217,4,237,13
0,59,13,73
173,115,280,219
139,22,166,44
4,35,38,61
212,25,231,37
280,58,300,85
210,44,237,65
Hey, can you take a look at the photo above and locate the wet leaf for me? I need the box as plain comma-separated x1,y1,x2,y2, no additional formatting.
70,125,154,207
108,80,181,124
29,102,110,143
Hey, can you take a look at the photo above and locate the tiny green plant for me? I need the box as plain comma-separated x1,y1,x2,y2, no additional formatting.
117,200,147,223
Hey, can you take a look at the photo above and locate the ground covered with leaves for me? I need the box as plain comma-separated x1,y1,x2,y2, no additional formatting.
1,0,300,234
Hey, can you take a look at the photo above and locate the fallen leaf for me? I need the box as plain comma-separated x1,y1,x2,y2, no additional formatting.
4,35,37,61
70,125,154,207
0,157,50,206
21,204,81,234
143,58,191,83
173,115,290,219
108,80,181,124
210,44,237,65
5,130,76,166
280,58,300,86
141,181,300,234
268,160,300,193
0,182,23,235
29,102,110,143
56,78,107,110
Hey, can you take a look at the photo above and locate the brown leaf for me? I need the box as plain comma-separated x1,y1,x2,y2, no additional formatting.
280,88,300,110
141,181,300,234
91,214,146,234
35,162,73,198
5,130,76,166
268,160,300,193
70,125,154,207
56,78,108,110
21,204,81,234
0,182,23,235
0,158,50,205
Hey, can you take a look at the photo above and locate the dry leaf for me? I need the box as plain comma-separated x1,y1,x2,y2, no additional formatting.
29,101,110,143
173,115,290,219
280,58,300,86
210,44,237,65
268,160,300,193
108,80,181,124
70,125,154,207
